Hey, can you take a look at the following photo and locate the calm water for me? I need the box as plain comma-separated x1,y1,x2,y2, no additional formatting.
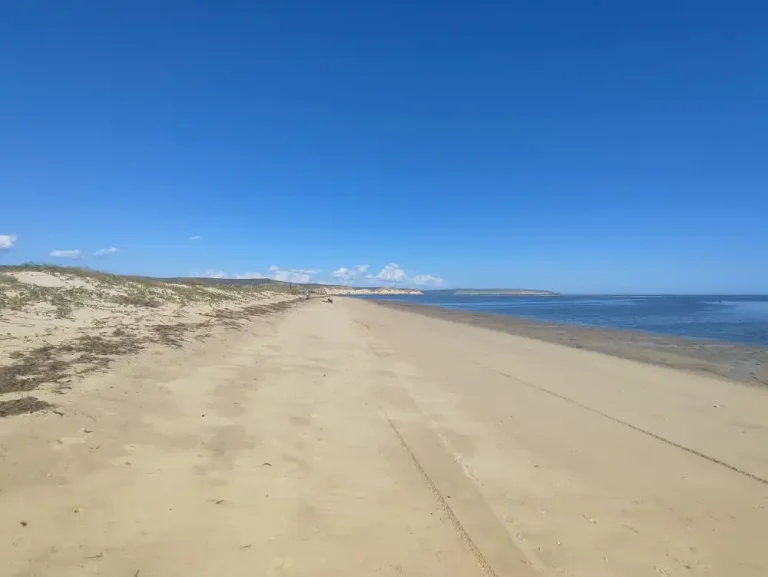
367,294,768,346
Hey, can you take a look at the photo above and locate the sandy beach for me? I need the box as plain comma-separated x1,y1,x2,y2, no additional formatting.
2,295,768,576
372,300,768,387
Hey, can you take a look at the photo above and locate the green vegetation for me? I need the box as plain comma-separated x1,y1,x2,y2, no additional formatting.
0,265,302,417
0,264,305,316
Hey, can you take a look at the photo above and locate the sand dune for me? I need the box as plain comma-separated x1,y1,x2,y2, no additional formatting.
1,296,766,576
0,266,299,417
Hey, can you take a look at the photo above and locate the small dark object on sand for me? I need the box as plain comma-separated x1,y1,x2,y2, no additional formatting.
324,297,334,304
0,397,55,418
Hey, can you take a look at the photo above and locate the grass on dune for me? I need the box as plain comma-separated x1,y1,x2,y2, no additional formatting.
0,264,303,317
0,264,303,416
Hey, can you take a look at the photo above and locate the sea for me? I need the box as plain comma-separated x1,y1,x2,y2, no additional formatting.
365,294,768,347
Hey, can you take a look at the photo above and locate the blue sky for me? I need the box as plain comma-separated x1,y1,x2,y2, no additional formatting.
1,1,766,293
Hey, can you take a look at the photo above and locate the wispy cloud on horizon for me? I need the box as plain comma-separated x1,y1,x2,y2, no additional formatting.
189,235,202,241
191,266,319,283
268,266,317,283
0,234,17,250
94,247,118,256
411,273,444,287
332,264,369,283
190,263,443,287
335,262,444,287
367,262,407,284
50,249,82,259
194,270,267,280
196,269,227,278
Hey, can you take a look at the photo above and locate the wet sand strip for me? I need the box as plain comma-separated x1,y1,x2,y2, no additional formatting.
370,300,768,386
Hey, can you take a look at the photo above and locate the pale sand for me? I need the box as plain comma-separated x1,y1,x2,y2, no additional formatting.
1,298,767,576
0,268,297,381
372,300,768,386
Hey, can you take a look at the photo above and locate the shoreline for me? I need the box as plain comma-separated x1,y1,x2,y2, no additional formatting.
4,298,768,575
370,299,768,386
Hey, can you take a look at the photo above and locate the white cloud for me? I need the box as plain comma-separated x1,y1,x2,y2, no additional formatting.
267,265,316,284
94,247,118,256
332,267,352,280
189,235,202,241
198,269,227,279
0,234,17,250
273,271,310,283
188,263,442,287
50,249,82,259
411,274,444,287
192,267,317,283
332,264,370,283
332,261,446,287
367,262,407,283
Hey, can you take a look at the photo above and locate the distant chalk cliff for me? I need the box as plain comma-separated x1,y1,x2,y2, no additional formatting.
319,287,422,296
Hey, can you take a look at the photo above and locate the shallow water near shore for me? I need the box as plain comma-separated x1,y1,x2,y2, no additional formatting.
368,299,768,386
365,294,768,347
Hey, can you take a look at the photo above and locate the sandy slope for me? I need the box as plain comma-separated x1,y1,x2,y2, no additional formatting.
2,298,767,576
0,268,295,367
0,268,299,417
0,299,485,577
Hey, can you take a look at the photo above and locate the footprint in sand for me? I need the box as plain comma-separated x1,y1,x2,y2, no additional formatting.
268,556,294,574
52,431,91,450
